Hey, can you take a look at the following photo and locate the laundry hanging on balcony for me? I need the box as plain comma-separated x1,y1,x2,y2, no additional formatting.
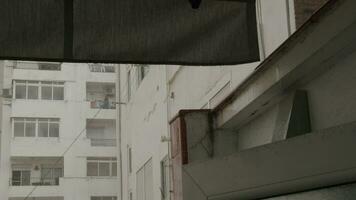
0,0,259,65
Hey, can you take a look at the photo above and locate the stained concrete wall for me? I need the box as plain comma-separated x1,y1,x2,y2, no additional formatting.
302,51,356,131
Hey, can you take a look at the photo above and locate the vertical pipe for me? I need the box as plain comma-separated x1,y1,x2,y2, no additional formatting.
117,65,123,200
165,66,173,200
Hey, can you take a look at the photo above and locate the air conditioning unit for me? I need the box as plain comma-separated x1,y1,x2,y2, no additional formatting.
2,88,12,98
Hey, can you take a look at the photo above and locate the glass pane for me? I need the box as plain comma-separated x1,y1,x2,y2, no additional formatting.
87,162,98,176
41,168,52,179
15,85,26,99
99,163,110,176
14,122,25,137
103,197,113,200
21,171,31,186
49,123,59,137
28,85,39,99
54,82,64,85
41,86,52,100
25,122,36,137
53,87,64,100
12,171,21,185
91,197,101,200
53,168,63,178
38,122,49,137
112,162,117,176
42,81,52,85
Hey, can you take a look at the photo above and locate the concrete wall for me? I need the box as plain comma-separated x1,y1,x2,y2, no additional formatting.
294,0,329,28
119,65,169,200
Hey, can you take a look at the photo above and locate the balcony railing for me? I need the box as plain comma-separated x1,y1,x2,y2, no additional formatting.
89,65,115,73
90,100,116,109
10,177,60,186
90,138,117,147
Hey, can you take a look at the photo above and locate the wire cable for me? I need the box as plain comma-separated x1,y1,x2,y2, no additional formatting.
23,108,102,200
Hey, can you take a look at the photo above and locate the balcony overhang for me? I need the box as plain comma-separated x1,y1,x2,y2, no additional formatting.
182,121,356,199
214,0,356,130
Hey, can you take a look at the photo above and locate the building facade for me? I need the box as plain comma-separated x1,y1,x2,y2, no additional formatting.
117,0,356,200
0,62,119,200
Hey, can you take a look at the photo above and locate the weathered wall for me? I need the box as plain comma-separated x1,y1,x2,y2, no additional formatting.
294,0,329,28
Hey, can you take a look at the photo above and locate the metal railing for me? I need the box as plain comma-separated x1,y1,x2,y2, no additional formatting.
10,177,60,186
90,138,117,147
89,65,115,73
90,100,116,109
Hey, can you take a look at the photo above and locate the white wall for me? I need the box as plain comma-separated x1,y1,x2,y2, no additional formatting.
119,65,169,200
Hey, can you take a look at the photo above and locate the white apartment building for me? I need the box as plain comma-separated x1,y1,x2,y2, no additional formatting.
0,62,119,200
118,0,356,200
118,1,297,199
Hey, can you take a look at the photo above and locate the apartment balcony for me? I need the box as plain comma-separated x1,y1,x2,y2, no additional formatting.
89,64,116,73
87,64,117,83
9,157,64,197
11,61,74,82
86,119,117,150
86,82,116,119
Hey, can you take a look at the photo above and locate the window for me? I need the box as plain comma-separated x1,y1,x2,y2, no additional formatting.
87,157,117,177
15,62,61,70
13,118,60,138
38,63,61,71
160,156,170,200
14,80,64,100
128,147,132,174
127,70,131,101
91,197,117,200
137,159,153,200
12,170,31,186
41,166,63,185
129,192,133,200
89,64,116,73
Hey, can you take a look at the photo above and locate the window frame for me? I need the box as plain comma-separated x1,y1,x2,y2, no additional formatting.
12,169,31,186
87,157,117,177
12,117,60,138
160,156,170,200
14,62,61,71
41,165,63,185
128,146,132,174
89,64,116,73
13,80,65,100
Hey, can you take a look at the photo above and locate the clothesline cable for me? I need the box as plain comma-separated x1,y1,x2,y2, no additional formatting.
23,108,103,200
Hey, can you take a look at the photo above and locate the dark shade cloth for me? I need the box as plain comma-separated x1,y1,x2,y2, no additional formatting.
0,0,259,65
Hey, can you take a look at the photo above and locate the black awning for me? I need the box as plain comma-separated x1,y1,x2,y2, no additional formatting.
0,0,259,65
